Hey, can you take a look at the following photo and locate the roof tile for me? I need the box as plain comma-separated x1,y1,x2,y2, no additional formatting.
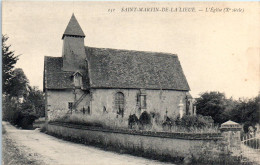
85,47,190,91
44,47,190,91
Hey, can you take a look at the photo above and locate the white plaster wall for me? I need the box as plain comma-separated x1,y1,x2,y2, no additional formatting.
46,89,91,121
46,88,187,121
90,89,187,120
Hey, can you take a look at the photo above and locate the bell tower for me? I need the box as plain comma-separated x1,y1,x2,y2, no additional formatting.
62,14,86,71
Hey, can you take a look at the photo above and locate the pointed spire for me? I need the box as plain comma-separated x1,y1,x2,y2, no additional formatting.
62,14,85,39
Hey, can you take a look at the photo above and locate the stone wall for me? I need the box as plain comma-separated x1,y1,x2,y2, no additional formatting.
47,122,224,162
46,120,244,164
46,121,243,164
90,88,187,120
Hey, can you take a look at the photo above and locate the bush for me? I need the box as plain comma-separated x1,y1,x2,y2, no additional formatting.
15,112,38,129
2,97,19,123
175,115,214,129
138,111,152,130
139,111,151,125
161,114,217,133
2,95,39,129
53,111,219,133
162,117,173,131
2,125,6,134
128,114,138,129
243,121,256,133
40,123,47,133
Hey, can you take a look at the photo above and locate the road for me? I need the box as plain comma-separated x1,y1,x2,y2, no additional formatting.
2,122,173,165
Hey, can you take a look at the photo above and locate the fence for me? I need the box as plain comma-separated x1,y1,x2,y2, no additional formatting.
241,133,260,164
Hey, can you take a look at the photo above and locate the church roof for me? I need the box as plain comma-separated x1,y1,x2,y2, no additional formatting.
62,14,85,39
44,47,190,91
85,47,190,91
43,57,89,90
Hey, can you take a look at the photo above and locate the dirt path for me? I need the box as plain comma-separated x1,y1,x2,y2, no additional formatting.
2,131,44,165
2,122,173,165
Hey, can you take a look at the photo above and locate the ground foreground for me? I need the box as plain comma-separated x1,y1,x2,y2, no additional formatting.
2,122,173,165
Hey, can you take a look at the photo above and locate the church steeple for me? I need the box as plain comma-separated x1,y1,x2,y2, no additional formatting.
62,13,85,39
62,14,86,72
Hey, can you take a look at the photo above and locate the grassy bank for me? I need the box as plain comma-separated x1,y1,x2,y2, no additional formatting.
53,113,220,133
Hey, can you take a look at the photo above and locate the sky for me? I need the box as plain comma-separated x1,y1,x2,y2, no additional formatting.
2,1,259,99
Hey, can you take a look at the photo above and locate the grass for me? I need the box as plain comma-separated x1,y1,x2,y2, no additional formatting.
40,123,48,133
33,117,46,129
2,124,6,134
53,113,129,130
160,125,220,133
47,130,185,164
52,112,220,133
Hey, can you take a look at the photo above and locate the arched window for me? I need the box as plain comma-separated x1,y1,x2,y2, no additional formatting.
115,92,124,117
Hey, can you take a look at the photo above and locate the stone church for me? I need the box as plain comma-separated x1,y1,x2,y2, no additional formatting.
43,14,194,121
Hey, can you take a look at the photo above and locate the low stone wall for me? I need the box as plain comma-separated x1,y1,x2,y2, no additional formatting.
47,122,232,163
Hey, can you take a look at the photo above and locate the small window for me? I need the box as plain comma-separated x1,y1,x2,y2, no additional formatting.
137,89,147,109
73,72,82,87
103,106,107,114
87,106,91,115
140,95,147,109
82,106,86,114
68,102,73,110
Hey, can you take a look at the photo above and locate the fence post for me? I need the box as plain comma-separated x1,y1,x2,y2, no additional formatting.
220,120,242,156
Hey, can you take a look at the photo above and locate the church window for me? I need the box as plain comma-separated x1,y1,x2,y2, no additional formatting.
137,89,147,109
68,102,73,110
140,95,147,109
87,106,91,115
115,92,124,117
74,72,82,87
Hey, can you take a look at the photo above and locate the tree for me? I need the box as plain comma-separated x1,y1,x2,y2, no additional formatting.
220,97,238,122
2,96,20,122
2,35,19,95
195,91,259,127
6,68,29,98
230,96,260,126
1,35,44,128
195,92,227,124
23,86,45,117
2,68,30,123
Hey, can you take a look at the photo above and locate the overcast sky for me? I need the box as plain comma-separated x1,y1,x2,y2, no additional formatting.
2,1,259,99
